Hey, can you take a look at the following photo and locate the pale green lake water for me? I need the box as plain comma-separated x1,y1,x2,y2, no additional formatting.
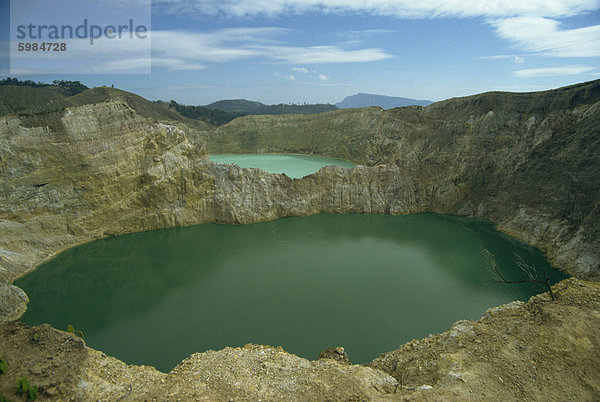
208,154,355,178
16,213,567,372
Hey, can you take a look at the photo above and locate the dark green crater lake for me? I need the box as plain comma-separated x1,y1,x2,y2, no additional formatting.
16,214,567,372
208,153,355,178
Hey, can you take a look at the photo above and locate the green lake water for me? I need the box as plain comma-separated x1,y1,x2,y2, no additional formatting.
208,154,355,178
16,213,567,372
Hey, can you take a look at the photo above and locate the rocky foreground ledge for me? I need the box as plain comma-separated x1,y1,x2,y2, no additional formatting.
0,278,598,400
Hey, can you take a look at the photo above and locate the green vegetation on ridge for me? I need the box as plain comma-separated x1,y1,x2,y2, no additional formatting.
155,100,243,126
0,77,88,97
206,98,338,115
156,98,338,126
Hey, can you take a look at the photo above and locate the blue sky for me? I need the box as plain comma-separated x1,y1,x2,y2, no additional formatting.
1,0,599,104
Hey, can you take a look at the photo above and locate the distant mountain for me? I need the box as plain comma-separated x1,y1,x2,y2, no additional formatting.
206,99,337,115
336,93,433,109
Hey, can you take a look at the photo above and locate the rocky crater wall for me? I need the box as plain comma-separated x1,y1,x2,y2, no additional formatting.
0,81,599,400
1,81,599,324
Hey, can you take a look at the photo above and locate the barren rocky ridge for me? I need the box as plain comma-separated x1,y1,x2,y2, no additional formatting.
0,80,599,399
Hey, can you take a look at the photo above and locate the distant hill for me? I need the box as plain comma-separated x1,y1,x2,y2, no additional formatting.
0,77,89,97
158,100,242,126
207,99,266,114
0,78,91,115
336,93,433,109
0,85,67,115
206,99,337,115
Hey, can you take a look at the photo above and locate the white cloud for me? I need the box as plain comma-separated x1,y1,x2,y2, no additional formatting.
493,16,600,57
515,65,594,77
335,29,395,46
89,58,153,72
280,67,332,82
153,1,600,70
151,30,268,63
154,0,599,19
152,58,208,71
88,58,205,74
150,29,393,68
274,73,296,80
264,45,392,64
481,54,525,63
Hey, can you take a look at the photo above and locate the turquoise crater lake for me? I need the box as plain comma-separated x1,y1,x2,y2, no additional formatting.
16,214,567,372
208,153,355,178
